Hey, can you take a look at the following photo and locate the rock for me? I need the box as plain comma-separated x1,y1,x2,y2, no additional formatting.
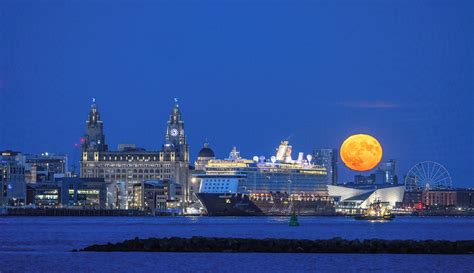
79,237,474,254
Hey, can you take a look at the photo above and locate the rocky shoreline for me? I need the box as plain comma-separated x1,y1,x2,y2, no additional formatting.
79,237,474,254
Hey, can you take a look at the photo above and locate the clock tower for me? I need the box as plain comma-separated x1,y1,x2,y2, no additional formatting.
164,98,189,162
82,98,108,154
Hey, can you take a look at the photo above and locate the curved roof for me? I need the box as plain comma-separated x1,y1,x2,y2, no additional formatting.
198,147,215,158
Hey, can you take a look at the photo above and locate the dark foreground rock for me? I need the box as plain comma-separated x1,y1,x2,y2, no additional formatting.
79,237,474,254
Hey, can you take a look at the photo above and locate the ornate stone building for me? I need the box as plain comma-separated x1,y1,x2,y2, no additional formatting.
80,99,190,208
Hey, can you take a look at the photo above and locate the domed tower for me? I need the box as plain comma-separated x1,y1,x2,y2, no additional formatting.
195,141,215,171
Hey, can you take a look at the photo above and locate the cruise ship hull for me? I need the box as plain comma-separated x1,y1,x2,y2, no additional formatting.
196,193,336,216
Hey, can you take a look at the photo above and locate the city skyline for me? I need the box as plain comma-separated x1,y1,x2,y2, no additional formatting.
0,1,472,187
1,2,473,272
0,97,470,187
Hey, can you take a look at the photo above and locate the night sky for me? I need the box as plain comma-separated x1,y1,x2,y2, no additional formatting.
0,0,472,187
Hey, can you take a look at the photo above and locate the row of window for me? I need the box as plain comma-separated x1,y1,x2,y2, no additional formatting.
103,175,172,180
100,154,176,161
104,169,173,174
0,167,25,174
204,179,232,182
87,164,174,168
204,182,231,187
85,169,173,174
203,186,230,190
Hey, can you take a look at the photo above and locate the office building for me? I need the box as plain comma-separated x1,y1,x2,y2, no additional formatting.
57,177,107,209
456,189,474,208
24,153,68,183
375,159,397,185
26,183,60,207
0,151,27,206
131,180,182,213
353,159,397,185
313,149,338,185
354,174,376,184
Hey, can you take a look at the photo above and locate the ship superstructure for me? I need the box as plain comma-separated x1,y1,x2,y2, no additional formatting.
195,141,335,216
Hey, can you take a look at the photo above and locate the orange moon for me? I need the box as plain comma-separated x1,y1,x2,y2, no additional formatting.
340,134,383,172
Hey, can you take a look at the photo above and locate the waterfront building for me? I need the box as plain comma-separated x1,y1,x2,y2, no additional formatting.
399,188,473,210
422,189,457,207
0,150,26,206
26,183,60,207
456,189,474,208
131,180,182,213
79,99,190,207
328,184,405,214
26,177,113,209
313,149,338,185
106,180,128,209
57,177,107,209
401,190,423,208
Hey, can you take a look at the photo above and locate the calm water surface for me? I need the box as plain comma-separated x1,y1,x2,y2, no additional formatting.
0,216,473,272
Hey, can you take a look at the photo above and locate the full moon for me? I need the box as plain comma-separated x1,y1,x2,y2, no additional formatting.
340,134,383,172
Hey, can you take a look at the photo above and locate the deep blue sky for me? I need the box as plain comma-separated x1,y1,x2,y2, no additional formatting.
0,0,472,186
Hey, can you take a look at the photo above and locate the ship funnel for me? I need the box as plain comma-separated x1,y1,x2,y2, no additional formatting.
276,141,288,161
276,140,293,163
297,152,304,164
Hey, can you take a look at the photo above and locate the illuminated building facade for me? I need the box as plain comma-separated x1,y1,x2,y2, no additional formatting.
400,189,473,209
27,184,60,207
58,177,107,208
375,159,397,185
131,180,182,213
422,189,457,207
353,159,397,185
80,99,190,207
313,149,338,185
328,184,405,214
0,151,26,206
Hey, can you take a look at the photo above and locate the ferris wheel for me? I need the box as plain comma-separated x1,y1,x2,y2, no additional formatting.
404,161,452,191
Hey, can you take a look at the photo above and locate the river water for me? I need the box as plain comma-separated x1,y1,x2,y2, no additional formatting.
0,216,473,272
